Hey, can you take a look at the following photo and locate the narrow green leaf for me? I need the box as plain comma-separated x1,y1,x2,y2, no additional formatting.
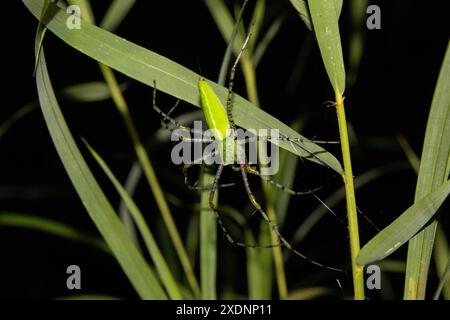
307,0,346,95
404,41,450,299
0,213,109,254
357,180,450,266
35,46,166,299
22,0,342,174
85,141,183,299
290,0,343,31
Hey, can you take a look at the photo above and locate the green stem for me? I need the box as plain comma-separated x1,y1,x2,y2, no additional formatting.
335,94,365,300
99,64,201,298
200,170,217,299
241,57,288,299
265,200,288,298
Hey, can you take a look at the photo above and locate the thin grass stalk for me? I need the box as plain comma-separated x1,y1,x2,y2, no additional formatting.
335,95,364,300
241,51,288,300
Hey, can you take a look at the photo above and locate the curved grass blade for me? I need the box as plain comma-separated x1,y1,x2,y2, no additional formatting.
357,180,450,266
22,0,342,174
307,0,346,96
0,213,109,254
404,41,450,299
35,46,166,299
84,140,183,300
33,0,54,75
397,134,450,299
74,0,200,297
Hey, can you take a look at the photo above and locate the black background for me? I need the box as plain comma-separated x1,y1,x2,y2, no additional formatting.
1,0,449,299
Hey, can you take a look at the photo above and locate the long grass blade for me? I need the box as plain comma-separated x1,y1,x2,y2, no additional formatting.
67,0,200,297
357,180,450,266
35,46,166,299
25,0,341,172
397,135,450,299
307,0,345,96
404,41,450,299
84,141,183,299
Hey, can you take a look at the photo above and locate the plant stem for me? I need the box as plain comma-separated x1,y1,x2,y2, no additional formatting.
99,64,201,298
200,170,217,299
265,200,288,298
335,94,365,300
241,57,288,299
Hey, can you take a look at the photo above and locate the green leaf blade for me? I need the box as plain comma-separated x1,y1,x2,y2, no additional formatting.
307,0,346,95
404,41,450,299
357,180,450,266
35,46,167,299
85,141,183,300
23,0,343,174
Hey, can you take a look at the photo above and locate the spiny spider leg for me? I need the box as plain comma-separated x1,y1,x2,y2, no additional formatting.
244,165,321,195
182,164,235,191
239,163,344,272
206,164,279,249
